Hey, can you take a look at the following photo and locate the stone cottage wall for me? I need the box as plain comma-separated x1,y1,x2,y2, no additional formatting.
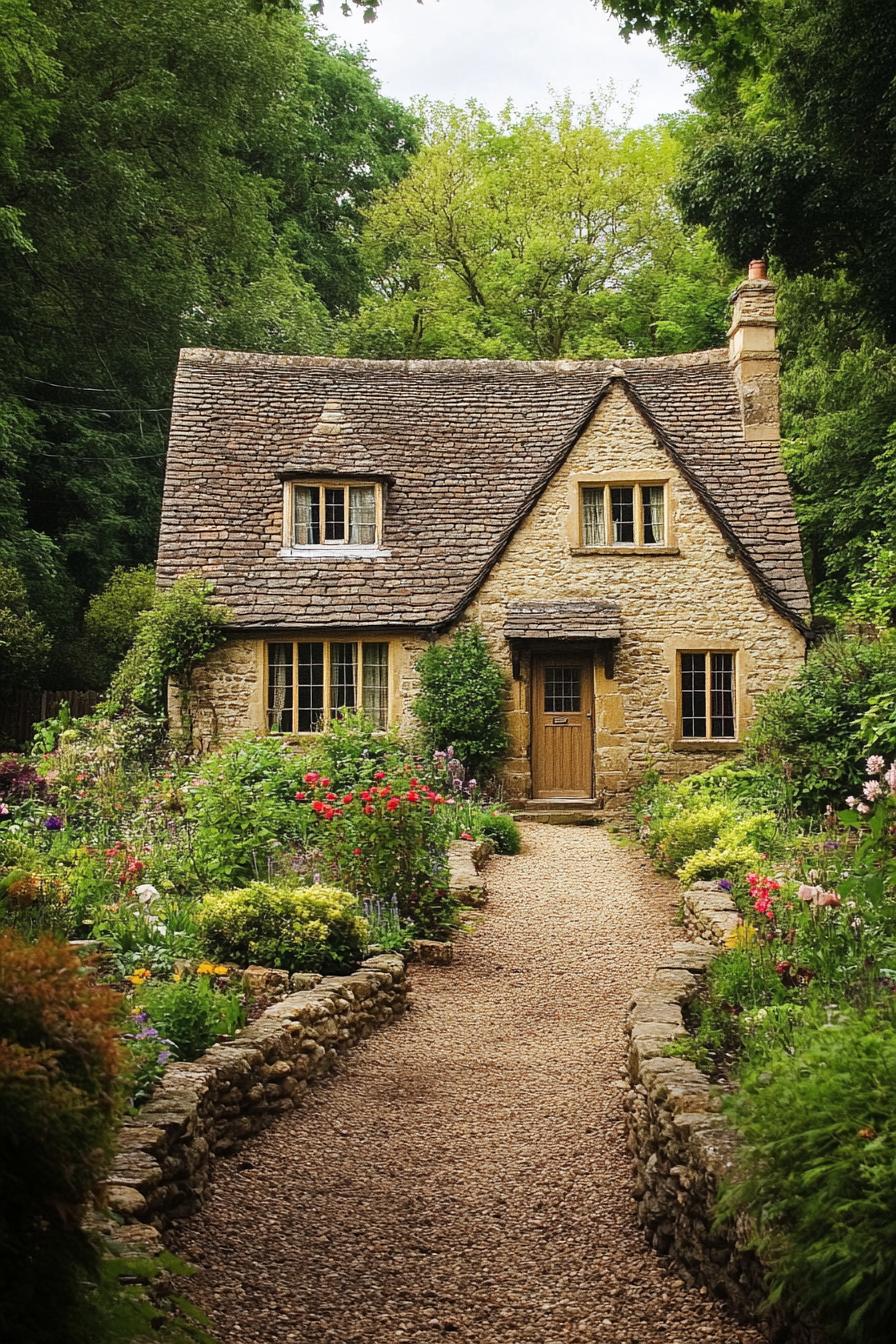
625,885,823,1343
465,383,806,805
103,953,406,1231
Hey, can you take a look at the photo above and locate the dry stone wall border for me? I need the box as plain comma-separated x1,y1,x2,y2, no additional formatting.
102,953,407,1234
624,881,822,1343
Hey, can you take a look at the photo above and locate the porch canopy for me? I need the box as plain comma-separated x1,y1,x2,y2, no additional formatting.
504,600,621,642
504,601,621,678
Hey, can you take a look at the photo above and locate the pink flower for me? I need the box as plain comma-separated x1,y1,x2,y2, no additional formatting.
857,802,871,815
866,755,885,776
863,779,882,802
815,890,841,908
886,762,896,792
845,796,858,809
797,883,821,903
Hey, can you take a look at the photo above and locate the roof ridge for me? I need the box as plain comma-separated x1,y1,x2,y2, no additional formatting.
177,347,730,375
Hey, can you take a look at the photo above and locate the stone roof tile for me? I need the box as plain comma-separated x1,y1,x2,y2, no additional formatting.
157,349,810,631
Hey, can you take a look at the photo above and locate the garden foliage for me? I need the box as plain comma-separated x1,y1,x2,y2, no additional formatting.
198,882,367,975
415,626,509,781
0,932,121,1337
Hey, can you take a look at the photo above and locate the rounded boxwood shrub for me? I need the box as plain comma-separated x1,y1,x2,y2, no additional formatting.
414,624,509,780
197,882,367,974
474,809,522,855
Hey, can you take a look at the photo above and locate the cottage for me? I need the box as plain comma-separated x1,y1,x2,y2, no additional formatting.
157,263,809,808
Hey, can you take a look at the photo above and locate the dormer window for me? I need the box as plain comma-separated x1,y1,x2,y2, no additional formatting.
286,479,382,549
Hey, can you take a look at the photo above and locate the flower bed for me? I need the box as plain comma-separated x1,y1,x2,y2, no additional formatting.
635,756,896,1343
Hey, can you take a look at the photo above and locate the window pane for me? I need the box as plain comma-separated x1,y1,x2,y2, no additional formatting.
544,666,581,713
297,642,324,731
324,487,346,542
267,643,293,733
611,487,635,543
710,653,736,738
680,653,707,738
349,486,377,545
642,486,665,545
581,487,606,546
292,486,320,545
362,643,389,729
330,642,358,717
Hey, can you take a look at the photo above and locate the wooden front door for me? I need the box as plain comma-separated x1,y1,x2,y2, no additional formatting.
531,655,594,799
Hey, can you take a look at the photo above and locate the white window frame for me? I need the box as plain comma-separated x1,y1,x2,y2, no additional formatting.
281,478,386,556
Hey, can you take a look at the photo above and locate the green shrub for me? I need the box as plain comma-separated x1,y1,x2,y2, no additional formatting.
138,973,245,1061
473,808,522,855
721,1008,896,1342
0,563,51,694
300,708,411,792
414,625,509,780
187,735,306,887
0,931,122,1337
747,630,896,811
84,564,156,683
109,574,230,735
654,800,737,873
198,882,367,974
677,840,765,887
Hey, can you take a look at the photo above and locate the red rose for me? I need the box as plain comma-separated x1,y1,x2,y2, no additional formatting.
319,777,331,789
379,786,391,798
294,791,306,801
386,797,400,812
407,790,420,803
409,777,419,787
363,804,375,816
325,792,338,801
342,793,353,804
353,847,362,856
374,771,386,781
311,800,325,813
303,771,319,784
360,790,372,802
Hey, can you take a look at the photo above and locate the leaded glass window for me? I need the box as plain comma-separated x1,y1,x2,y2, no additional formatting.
289,481,380,547
680,651,736,740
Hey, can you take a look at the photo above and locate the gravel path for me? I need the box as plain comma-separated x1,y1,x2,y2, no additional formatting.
170,824,761,1344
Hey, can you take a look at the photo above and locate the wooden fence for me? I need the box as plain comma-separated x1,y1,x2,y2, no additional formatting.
0,689,102,749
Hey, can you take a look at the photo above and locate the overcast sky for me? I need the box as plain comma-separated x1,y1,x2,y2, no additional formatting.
318,0,691,125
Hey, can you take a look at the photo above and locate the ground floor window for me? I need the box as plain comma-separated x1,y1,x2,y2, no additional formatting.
679,651,736,740
266,640,389,733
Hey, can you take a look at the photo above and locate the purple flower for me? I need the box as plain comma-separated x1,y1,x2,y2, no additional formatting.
157,1050,172,1065
718,878,733,892
137,1026,159,1040
44,815,63,831
131,1010,149,1024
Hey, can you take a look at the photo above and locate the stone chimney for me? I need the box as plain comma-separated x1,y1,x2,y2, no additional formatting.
727,260,778,443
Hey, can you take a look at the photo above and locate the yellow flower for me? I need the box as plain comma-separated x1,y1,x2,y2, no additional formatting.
172,969,183,983
196,961,218,975
725,923,758,950
213,964,229,976
125,967,151,985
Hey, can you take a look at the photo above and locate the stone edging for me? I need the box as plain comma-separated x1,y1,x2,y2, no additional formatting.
624,881,820,1342
103,953,407,1232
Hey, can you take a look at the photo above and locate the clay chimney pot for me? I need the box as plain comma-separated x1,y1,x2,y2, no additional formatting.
748,258,768,280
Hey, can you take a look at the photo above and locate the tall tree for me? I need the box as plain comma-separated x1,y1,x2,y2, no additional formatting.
602,0,896,338
0,0,416,682
340,98,733,360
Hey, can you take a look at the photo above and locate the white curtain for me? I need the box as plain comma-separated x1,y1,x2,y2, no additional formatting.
349,486,377,544
582,487,605,546
643,486,665,544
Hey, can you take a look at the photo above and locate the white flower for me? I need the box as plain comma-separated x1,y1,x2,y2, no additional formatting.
863,779,882,802
135,883,161,905
866,754,885,776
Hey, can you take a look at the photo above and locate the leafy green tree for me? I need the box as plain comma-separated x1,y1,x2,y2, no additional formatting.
602,1,896,339
83,564,156,683
0,0,417,682
415,625,509,781
340,98,733,359
0,563,51,691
